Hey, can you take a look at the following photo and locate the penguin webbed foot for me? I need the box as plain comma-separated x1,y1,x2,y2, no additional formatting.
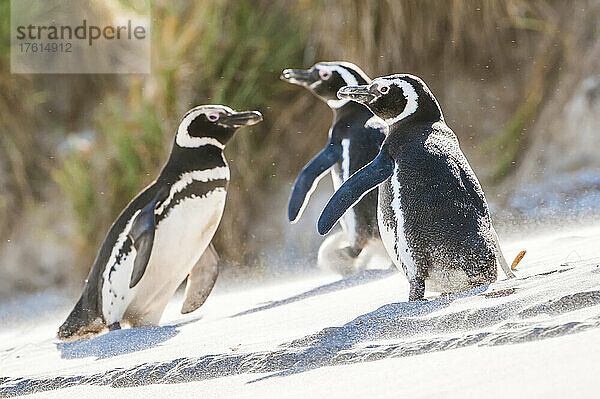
317,233,365,276
343,246,363,259
108,322,122,331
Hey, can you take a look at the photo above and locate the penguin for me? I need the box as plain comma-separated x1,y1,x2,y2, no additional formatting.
281,62,392,275
58,105,262,340
318,74,515,300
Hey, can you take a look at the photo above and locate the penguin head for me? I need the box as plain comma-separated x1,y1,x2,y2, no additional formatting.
337,74,442,125
281,62,370,107
175,105,262,149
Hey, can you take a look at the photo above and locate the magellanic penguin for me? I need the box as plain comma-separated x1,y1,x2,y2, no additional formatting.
318,74,516,300
281,62,392,275
58,105,262,341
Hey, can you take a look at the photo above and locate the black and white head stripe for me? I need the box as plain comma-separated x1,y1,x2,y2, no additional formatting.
315,62,371,108
176,105,250,149
176,105,233,149
330,61,371,83
311,62,370,87
338,74,444,125
282,61,371,108
372,76,420,125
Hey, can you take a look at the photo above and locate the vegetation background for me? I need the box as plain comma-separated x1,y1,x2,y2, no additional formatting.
0,0,598,300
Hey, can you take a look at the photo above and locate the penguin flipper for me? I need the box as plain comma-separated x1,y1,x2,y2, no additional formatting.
288,138,343,223
318,148,394,235
128,186,169,288
181,243,219,314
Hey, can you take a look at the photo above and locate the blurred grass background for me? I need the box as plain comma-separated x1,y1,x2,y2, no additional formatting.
0,0,598,296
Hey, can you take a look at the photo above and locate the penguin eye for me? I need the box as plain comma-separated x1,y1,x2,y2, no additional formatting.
207,113,220,122
319,69,332,80
379,86,389,94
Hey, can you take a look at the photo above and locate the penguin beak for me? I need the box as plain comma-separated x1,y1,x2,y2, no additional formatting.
281,69,317,86
337,85,377,104
220,111,263,128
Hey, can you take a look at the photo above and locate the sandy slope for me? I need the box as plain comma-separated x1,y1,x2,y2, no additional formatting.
1,223,600,398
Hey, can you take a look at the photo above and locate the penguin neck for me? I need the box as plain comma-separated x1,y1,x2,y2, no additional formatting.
386,88,444,128
160,144,227,182
332,100,373,125
386,105,443,132
327,98,349,109
386,116,443,145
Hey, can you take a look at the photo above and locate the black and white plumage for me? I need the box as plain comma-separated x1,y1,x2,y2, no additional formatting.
281,62,391,275
58,105,262,341
319,74,514,300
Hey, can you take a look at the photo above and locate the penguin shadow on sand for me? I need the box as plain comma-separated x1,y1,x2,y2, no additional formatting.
8,266,600,395
249,264,600,383
232,268,396,318
55,268,395,360
247,285,491,383
55,318,200,360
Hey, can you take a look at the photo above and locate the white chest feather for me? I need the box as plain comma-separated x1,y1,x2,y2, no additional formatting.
101,186,227,325
129,189,226,319
333,138,357,244
101,211,140,323
378,165,418,281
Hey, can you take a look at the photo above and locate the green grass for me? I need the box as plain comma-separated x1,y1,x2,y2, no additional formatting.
1,0,597,274
49,0,308,266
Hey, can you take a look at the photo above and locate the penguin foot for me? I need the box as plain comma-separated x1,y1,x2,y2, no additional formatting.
343,246,363,258
351,239,395,272
331,247,362,276
108,322,121,331
408,279,425,301
317,232,362,276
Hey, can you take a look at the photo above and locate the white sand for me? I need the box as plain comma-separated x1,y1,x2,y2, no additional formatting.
2,223,600,398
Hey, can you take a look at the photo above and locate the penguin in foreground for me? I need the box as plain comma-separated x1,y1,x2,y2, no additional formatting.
58,105,262,340
281,62,392,275
318,74,516,300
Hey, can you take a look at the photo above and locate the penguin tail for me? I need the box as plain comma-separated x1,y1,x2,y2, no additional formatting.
57,296,104,341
